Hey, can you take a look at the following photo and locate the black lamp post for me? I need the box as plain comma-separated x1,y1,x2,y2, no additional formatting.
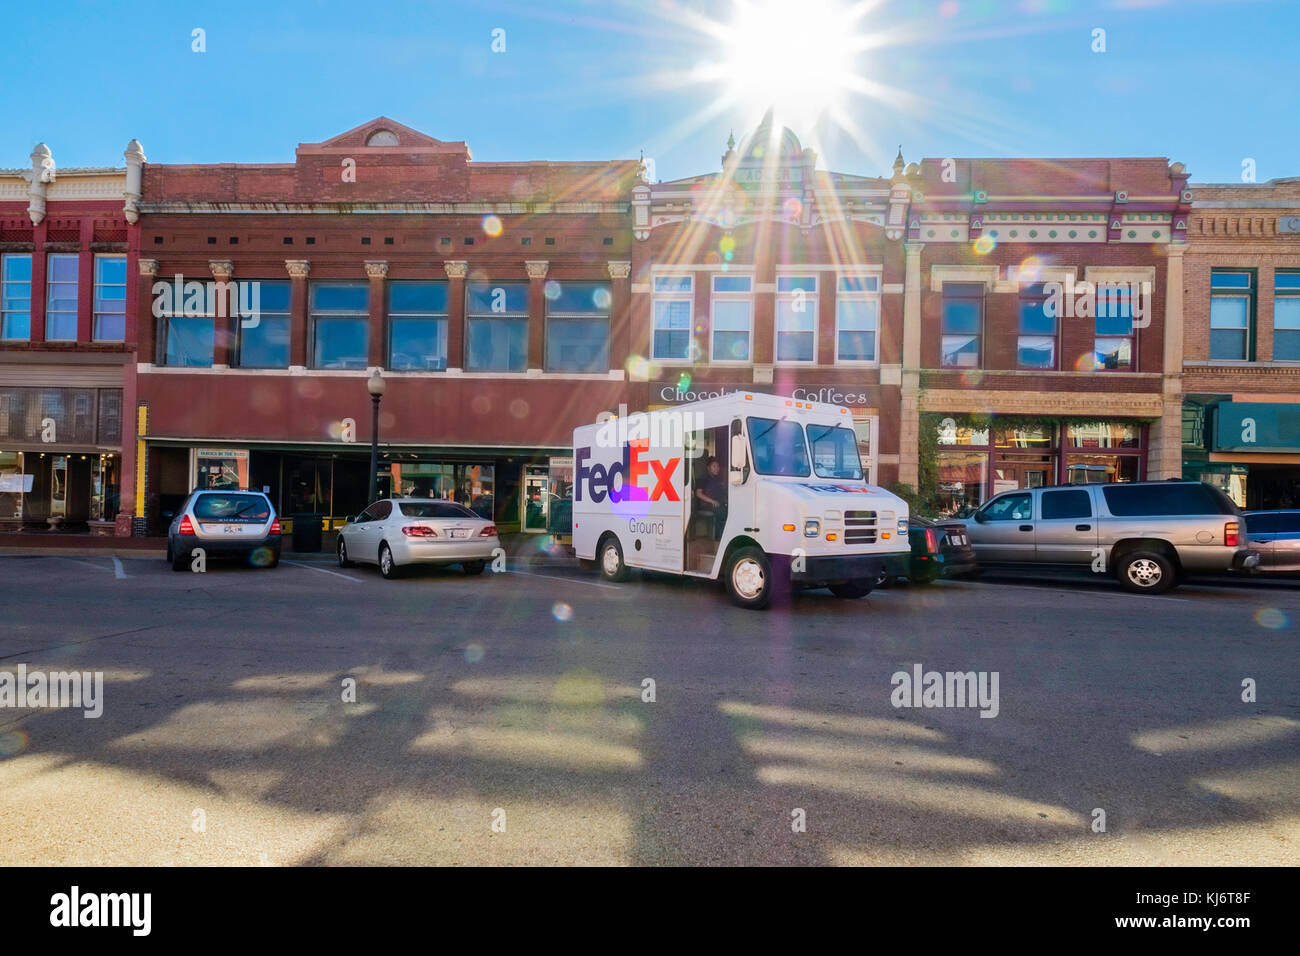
366,369,386,504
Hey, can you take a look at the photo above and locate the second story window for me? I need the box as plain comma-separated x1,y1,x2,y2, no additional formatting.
310,282,369,370
546,281,611,373
93,255,127,342
652,275,693,361
1274,272,1300,361
161,285,213,367
711,274,752,363
1017,283,1056,369
466,281,528,372
46,254,79,341
941,282,983,368
1,254,31,341
775,275,817,362
835,275,879,363
1210,270,1252,361
237,280,291,369
1094,284,1136,370
388,280,448,370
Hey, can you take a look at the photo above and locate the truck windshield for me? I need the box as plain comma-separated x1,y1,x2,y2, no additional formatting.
746,417,811,477
807,424,864,480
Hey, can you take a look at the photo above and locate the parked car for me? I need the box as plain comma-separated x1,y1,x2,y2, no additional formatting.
878,516,979,585
1243,509,1300,574
167,489,281,571
964,480,1259,594
337,498,500,579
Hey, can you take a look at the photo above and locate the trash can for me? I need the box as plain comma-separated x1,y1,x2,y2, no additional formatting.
291,513,323,553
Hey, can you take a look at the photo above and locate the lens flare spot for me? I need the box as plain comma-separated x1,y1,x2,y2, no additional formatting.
783,197,803,220
0,730,29,757
543,279,562,301
705,251,721,265
973,234,997,255
552,602,573,622
471,395,493,415
481,215,503,237
958,369,984,387
626,354,659,379
719,235,736,255
592,286,613,310
1073,351,1099,371
1254,608,1289,630
939,0,960,15
1017,255,1045,284
677,372,692,391
248,547,275,568
464,643,485,664
509,398,530,419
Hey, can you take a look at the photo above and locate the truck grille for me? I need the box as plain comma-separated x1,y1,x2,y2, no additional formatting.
844,510,877,544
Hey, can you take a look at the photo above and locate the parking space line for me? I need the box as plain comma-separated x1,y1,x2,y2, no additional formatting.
968,579,1192,602
53,556,113,574
111,556,126,579
505,568,622,591
281,559,362,583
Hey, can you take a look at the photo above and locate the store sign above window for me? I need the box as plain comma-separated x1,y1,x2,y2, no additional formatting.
1213,401,1300,452
656,383,874,407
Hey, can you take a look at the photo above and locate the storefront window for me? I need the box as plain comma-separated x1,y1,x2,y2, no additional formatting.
196,449,250,490
89,454,119,521
1067,455,1139,484
936,418,989,446
1067,422,1140,449
994,426,1052,449
936,450,988,517
0,451,29,520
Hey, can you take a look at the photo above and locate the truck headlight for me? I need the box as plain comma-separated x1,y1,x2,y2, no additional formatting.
897,518,908,534
804,519,820,537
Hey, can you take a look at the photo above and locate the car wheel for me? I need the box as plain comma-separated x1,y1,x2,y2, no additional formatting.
725,546,773,610
598,537,629,582
337,537,353,568
462,559,486,576
1117,550,1175,594
378,543,401,579
171,548,190,572
829,580,872,599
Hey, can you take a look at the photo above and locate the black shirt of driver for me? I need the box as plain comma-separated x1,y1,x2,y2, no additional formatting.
700,471,725,509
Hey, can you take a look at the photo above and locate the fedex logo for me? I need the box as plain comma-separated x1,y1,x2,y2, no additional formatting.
801,483,873,494
576,440,680,504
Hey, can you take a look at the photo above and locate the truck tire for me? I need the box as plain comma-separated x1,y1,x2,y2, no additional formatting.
1117,550,1175,594
725,546,773,610
598,536,629,582
829,580,873,599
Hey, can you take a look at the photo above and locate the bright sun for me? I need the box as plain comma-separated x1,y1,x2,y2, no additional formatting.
718,0,866,127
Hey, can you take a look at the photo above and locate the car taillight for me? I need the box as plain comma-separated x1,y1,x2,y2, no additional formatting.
1224,521,1239,547
269,518,281,535
480,525,497,537
402,525,437,537
925,528,940,553
178,515,195,535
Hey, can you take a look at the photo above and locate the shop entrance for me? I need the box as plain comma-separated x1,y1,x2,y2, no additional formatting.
523,465,549,532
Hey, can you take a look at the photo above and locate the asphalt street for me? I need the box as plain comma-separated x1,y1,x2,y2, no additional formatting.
0,552,1296,865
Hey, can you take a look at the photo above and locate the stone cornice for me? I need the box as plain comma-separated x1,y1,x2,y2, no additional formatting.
139,201,630,216
284,260,311,278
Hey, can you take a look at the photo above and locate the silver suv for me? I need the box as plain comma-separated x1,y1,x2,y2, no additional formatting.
965,480,1259,594
167,489,281,571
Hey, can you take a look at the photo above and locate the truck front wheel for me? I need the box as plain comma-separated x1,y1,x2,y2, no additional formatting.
598,536,629,582
725,546,774,610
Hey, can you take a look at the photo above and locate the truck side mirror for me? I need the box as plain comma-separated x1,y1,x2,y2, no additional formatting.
729,433,747,485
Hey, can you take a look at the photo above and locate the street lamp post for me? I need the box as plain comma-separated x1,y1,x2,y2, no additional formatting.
366,369,386,504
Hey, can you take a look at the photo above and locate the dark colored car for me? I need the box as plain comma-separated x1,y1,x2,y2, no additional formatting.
167,489,281,571
879,515,979,585
1243,510,1300,574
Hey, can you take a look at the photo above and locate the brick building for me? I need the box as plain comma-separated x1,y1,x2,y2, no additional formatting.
0,141,144,533
898,156,1191,514
1181,177,1300,508
134,118,640,533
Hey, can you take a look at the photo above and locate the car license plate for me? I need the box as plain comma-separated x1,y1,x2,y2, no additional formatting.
450,528,470,539
205,524,252,535
949,534,965,546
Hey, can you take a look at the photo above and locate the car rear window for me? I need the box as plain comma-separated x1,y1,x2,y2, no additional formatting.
1101,483,1233,517
1246,512,1300,533
398,501,478,519
193,493,271,520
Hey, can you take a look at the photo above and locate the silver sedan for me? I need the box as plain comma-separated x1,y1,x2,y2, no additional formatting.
337,498,500,579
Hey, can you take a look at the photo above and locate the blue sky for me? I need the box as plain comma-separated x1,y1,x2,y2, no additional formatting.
2,0,1295,184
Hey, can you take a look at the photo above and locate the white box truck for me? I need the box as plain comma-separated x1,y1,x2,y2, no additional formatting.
571,391,911,609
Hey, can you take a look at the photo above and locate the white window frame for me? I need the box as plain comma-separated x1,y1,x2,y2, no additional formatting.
45,253,79,342
774,273,818,365
852,412,879,484
0,253,32,341
92,253,128,342
651,274,694,363
709,273,754,365
834,273,881,366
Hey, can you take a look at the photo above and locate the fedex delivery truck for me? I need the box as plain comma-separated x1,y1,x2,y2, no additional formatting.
571,392,911,609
